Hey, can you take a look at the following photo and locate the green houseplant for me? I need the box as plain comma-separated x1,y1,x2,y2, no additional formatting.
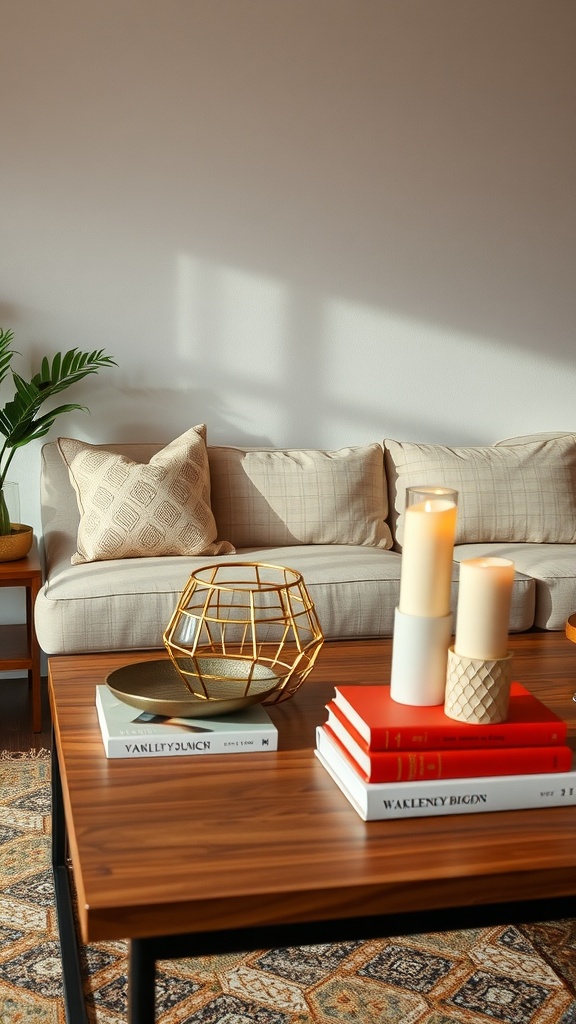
0,326,116,538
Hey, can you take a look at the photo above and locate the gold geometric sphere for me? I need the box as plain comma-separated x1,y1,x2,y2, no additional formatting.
163,562,324,706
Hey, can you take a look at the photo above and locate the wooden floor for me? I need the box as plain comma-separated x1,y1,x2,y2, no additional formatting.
0,676,52,752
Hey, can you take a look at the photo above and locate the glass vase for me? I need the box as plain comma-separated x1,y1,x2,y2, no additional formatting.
0,481,20,535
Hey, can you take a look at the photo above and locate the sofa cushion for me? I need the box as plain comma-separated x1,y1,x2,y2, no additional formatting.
58,427,234,563
208,444,392,549
34,543,535,655
384,434,576,548
34,546,398,653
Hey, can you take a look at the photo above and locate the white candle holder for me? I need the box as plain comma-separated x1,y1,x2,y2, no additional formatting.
390,484,457,706
390,607,453,706
444,647,514,724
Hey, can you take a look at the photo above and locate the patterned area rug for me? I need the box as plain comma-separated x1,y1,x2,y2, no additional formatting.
1,753,576,1024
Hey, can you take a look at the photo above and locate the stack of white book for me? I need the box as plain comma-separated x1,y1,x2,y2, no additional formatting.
96,685,278,759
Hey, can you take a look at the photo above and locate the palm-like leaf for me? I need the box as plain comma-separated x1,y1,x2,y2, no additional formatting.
0,328,17,388
0,340,116,491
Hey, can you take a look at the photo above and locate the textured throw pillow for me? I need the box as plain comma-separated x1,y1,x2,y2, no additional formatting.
383,434,576,547
208,444,392,549
58,426,235,564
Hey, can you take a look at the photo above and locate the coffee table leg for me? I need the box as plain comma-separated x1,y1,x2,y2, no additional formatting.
51,743,90,1024
128,938,157,1024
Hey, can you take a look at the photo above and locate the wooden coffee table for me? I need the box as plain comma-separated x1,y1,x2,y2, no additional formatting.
49,634,576,1024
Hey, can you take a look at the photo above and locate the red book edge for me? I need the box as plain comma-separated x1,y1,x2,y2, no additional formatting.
321,722,574,784
323,718,573,782
331,683,568,750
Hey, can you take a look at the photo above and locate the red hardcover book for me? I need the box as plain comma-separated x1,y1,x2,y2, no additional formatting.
323,709,573,783
331,683,567,751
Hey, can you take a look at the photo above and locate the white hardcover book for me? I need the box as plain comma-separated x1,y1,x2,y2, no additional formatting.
315,726,576,821
96,685,278,759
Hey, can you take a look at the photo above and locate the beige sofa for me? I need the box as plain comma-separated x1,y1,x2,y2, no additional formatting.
34,429,576,655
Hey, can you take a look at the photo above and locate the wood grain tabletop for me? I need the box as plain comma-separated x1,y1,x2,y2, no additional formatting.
49,633,576,944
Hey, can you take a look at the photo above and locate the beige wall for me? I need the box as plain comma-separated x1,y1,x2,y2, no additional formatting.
1,0,575,542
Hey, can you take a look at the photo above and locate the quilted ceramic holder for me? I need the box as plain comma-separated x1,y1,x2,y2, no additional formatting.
444,647,514,724
390,607,453,706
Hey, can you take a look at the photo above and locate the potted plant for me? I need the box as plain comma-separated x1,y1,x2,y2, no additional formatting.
0,326,116,556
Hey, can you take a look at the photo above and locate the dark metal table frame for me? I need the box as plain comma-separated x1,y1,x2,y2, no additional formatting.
51,743,576,1024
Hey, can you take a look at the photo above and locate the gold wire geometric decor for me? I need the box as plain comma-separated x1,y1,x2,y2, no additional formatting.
163,562,324,706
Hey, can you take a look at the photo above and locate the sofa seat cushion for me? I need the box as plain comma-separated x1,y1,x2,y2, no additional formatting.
454,543,574,631
34,545,535,656
34,546,399,654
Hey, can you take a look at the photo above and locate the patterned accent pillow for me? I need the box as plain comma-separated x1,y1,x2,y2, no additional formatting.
58,426,235,564
208,444,392,549
383,434,576,547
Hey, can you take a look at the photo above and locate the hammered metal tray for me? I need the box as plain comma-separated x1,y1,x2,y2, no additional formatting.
106,658,280,717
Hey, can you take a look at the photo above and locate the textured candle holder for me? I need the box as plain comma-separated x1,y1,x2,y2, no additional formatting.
390,607,453,706
444,647,514,724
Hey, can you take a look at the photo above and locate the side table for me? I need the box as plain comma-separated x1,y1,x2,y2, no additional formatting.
0,539,43,732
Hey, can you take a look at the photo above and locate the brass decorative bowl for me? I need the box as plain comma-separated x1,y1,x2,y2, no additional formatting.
0,524,33,562
163,562,324,708
106,658,279,717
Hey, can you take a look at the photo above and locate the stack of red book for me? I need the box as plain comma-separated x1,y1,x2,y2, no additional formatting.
315,683,576,820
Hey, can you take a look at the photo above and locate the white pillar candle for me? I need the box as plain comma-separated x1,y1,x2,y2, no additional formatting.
455,557,515,660
399,492,458,618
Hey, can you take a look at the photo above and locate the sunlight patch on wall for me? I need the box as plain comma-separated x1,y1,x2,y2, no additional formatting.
175,252,290,439
176,252,202,366
321,295,572,443
218,264,286,382
320,297,452,438
176,253,285,382
175,255,576,448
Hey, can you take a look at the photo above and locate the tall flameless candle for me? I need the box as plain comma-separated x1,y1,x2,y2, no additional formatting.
399,488,458,618
455,556,515,660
